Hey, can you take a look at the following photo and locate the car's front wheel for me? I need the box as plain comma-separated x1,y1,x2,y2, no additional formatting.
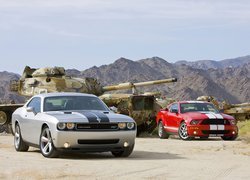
14,123,29,152
111,143,134,157
178,122,191,140
40,126,59,158
158,121,169,139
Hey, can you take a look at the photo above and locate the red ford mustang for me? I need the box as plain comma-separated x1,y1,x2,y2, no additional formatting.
156,101,238,140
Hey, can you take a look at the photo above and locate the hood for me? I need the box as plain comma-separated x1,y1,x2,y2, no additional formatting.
45,110,134,123
182,111,234,120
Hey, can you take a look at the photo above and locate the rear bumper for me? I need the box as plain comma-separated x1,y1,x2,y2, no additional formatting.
187,124,238,137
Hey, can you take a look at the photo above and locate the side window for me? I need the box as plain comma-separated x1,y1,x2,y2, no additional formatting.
169,103,178,113
27,97,41,113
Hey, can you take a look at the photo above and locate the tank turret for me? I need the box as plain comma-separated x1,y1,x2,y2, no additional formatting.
10,66,177,97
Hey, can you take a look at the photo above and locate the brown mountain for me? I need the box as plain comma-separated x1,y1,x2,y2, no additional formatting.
0,72,25,103
175,55,250,70
0,56,249,104
78,57,249,103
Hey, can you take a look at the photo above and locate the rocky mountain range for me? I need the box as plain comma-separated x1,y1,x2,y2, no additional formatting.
0,72,25,103
175,55,250,70
0,55,249,104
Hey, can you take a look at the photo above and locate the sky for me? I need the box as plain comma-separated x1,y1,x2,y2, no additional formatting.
0,0,250,74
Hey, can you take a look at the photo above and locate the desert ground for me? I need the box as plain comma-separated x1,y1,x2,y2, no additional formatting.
1,134,250,180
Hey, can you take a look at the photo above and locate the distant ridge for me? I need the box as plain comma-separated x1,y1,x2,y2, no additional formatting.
1,55,249,104
175,55,250,70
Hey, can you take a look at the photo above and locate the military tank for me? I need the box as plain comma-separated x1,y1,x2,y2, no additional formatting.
197,96,250,121
1,66,177,134
222,103,250,121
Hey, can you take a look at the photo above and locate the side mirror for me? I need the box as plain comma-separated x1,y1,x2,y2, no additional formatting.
164,107,169,111
171,109,178,113
26,107,35,113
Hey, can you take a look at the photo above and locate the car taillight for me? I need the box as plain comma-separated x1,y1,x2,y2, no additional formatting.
190,120,200,125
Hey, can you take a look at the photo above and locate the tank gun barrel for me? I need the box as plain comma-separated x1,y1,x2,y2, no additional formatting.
102,78,177,92
230,103,250,108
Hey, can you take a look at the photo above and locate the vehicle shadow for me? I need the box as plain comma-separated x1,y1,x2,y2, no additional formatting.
29,150,183,160
169,135,241,141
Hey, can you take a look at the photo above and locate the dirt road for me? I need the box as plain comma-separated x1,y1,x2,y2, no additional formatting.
1,135,250,179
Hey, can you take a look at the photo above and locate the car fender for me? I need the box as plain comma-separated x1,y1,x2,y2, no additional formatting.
158,112,168,126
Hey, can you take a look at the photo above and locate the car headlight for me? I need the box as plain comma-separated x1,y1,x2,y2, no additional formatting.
229,119,236,125
190,120,200,125
57,123,66,130
66,123,75,130
118,122,126,129
127,122,135,130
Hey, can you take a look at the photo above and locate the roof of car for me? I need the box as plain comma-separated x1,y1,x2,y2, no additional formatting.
33,92,97,98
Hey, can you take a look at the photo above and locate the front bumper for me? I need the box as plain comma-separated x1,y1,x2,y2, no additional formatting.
187,124,238,137
51,130,136,152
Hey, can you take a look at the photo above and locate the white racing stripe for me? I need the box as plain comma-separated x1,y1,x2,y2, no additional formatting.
217,125,225,130
205,113,216,119
209,125,217,130
212,113,223,119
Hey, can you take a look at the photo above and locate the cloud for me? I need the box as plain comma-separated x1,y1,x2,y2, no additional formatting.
0,0,250,39
1,0,250,20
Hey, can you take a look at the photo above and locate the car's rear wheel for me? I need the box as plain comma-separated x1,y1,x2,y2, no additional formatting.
14,123,29,151
111,143,134,157
158,121,169,139
40,126,59,158
221,135,237,141
178,122,191,140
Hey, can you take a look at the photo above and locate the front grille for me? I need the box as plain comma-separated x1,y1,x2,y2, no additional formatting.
78,139,119,144
76,123,118,131
202,130,230,134
201,119,230,125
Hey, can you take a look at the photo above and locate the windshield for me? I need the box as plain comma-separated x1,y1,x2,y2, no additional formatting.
180,103,219,113
43,96,109,112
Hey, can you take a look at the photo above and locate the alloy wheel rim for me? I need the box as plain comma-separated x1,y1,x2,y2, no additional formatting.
41,128,52,155
14,125,20,149
158,123,163,137
180,123,188,139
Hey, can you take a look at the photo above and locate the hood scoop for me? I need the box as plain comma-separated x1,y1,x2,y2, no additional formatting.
64,111,72,114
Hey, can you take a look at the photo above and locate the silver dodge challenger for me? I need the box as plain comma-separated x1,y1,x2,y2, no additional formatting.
12,92,136,158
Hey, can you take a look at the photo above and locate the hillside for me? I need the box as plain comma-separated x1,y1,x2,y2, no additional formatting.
0,55,249,104
78,57,250,103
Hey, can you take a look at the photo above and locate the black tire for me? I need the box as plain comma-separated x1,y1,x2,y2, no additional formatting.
158,121,169,139
178,122,191,140
0,111,8,126
14,123,29,152
221,135,237,141
40,126,59,158
111,143,134,157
